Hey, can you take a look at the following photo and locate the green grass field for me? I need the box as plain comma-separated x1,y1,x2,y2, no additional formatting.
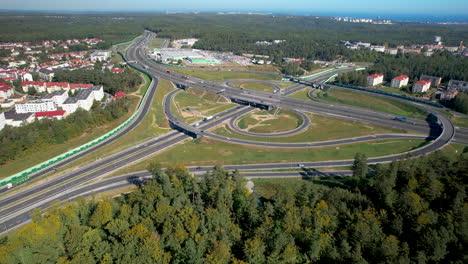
452,116,468,128
318,88,428,119
149,137,426,166
212,113,409,143
172,68,281,81
376,86,410,96
228,81,276,93
172,89,235,124
105,137,426,178
236,109,302,133
149,38,166,49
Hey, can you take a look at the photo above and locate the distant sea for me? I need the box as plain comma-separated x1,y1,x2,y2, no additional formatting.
280,11,468,23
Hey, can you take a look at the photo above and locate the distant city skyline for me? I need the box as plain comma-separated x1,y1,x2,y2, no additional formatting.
1,0,467,16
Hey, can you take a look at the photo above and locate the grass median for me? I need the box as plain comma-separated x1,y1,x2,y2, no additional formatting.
105,137,426,178
171,89,235,124
172,68,281,81
228,81,277,93
318,88,428,119
212,113,410,143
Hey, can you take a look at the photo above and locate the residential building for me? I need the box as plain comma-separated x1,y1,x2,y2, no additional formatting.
40,90,69,107
391,75,409,88
0,83,14,99
367,73,384,86
413,80,432,93
9,94,27,103
435,88,459,101
15,99,57,113
111,68,124,73
62,88,94,113
34,110,68,120
114,91,126,99
0,99,14,108
46,82,70,93
4,111,34,127
91,85,104,101
448,80,468,92
385,48,398,55
0,112,5,131
70,83,93,90
420,75,442,87
22,81,46,93
90,50,111,62
38,68,55,81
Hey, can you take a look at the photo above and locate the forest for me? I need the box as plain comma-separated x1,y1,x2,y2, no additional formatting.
0,97,131,166
1,13,467,60
0,151,466,263
53,68,142,95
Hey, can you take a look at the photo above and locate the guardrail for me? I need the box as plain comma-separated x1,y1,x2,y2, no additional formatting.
0,43,155,189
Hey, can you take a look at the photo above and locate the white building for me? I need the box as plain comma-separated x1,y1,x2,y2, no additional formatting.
385,48,398,55
391,75,409,89
0,112,5,131
62,88,94,113
367,73,384,86
22,81,46,93
46,82,70,93
15,100,57,113
0,84,14,99
4,111,34,127
412,80,431,93
448,80,468,92
90,50,111,62
91,85,104,101
40,90,69,107
34,110,68,120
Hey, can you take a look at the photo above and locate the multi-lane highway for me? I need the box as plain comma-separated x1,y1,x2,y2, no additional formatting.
0,30,461,234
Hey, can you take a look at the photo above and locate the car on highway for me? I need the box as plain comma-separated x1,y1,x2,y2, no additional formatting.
297,164,305,167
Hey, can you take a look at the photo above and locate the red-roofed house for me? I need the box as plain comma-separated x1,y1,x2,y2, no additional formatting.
70,83,93,90
34,110,68,120
2,77,15,81
114,91,126,99
22,81,46,93
367,73,384,86
111,68,125,73
391,75,409,89
413,80,432,93
0,83,14,99
46,82,70,93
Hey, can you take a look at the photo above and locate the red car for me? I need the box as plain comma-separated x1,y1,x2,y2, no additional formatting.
166,70,171,74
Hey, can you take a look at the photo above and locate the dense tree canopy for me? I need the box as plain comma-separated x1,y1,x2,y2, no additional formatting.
0,152,466,263
53,69,142,95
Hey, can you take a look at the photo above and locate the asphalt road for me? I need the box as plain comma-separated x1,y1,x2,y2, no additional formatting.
0,31,457,234
0,168,351,236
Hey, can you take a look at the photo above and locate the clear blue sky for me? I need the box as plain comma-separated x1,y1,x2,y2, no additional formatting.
0,0,467,14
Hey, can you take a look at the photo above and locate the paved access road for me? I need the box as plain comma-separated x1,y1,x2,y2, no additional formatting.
0,30,457,234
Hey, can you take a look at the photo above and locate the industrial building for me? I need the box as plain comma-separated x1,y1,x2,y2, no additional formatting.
153,48,220,64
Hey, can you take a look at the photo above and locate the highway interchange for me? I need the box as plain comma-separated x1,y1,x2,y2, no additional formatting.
0,30,465,235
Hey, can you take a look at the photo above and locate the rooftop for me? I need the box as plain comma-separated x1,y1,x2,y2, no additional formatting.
368,73,384,79
35,110,66,117
393,75,409,81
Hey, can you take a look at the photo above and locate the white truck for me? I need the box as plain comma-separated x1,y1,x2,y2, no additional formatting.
203,116,214,121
